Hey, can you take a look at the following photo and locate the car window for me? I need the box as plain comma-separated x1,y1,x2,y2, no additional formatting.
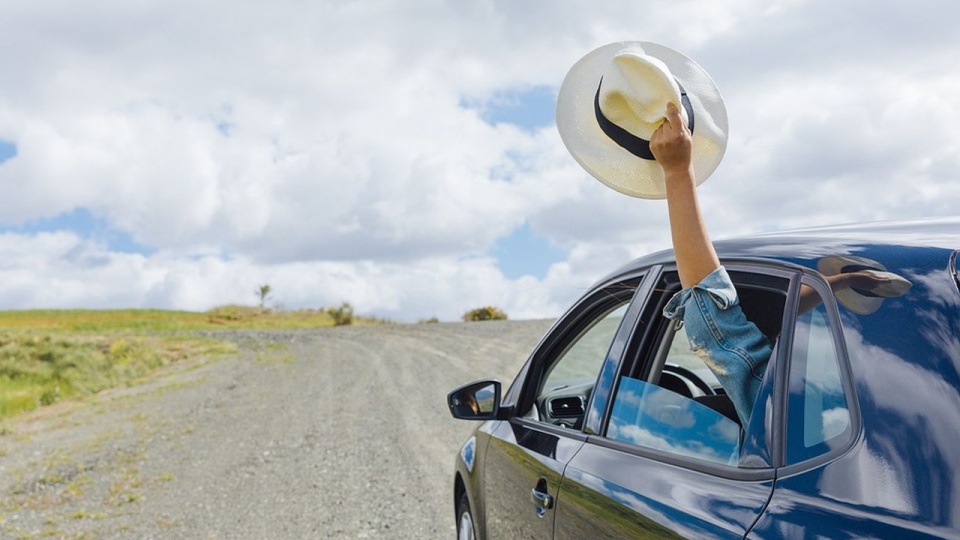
530,300,630,428
663,326,722,391
786,287,852,464
602,269,787,468
608,376,741,465
541,303,628,389
606,320,742,466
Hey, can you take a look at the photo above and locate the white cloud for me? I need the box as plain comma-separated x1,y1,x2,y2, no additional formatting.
0,0,959,320
0,230,597,321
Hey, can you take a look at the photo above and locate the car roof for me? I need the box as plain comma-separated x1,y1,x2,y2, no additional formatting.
601,216,960,282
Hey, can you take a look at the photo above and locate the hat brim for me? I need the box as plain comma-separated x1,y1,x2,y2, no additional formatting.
556,42,729,199
817,256,911,315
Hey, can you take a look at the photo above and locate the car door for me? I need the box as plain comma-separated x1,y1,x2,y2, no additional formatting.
553,266,793,539
480,272,650,539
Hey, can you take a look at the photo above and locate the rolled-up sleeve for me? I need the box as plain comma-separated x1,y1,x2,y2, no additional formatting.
663,267,772,426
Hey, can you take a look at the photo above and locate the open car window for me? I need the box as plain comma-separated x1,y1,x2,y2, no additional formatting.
602,268,790,469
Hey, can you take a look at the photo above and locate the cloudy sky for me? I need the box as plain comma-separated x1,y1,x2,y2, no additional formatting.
1,0,958,321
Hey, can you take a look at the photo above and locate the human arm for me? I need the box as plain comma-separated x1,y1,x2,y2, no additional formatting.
652,103,771,425
650,102,720,288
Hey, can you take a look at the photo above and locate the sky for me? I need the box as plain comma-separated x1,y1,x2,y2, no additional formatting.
1,0,959,322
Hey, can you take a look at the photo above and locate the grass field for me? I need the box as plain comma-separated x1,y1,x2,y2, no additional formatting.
0,304,384,332
0,306,384,420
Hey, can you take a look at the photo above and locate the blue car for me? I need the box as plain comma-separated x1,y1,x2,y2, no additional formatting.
448,218,960,539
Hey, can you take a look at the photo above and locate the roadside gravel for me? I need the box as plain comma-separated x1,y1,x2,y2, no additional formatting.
0,320,553,539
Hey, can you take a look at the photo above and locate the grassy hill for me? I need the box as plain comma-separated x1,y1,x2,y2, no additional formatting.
0,306,385,421
0,304,385,332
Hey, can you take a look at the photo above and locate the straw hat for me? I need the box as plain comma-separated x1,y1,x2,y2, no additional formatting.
556,41,728,199
817,256,913,315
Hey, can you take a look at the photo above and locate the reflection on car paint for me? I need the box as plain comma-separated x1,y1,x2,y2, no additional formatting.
608,378,740,466
554,469,686,540
558,441,773,540
461,436,476,473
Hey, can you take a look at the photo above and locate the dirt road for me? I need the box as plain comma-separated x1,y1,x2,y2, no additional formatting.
0,320,553,539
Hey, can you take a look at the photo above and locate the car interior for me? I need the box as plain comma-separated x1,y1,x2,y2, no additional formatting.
532,273,787,436
643,279,786,427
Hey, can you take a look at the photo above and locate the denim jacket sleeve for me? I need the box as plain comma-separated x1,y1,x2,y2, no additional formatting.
663,267,772,426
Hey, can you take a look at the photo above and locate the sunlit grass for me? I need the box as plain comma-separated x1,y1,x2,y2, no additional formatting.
0,305,387,332
0,306,389,421
0,309,210,332
0,332,236,420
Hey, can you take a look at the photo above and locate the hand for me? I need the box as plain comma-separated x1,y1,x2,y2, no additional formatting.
650,102,693,176
834,271,895,293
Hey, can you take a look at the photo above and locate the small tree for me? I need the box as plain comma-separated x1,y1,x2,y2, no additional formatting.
256,284,272,309
462,306,508,322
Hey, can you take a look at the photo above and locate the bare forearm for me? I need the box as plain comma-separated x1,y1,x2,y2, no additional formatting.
651,102,720,289
665,168,721,288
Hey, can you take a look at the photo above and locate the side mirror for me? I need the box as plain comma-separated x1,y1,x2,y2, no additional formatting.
447,380,502,420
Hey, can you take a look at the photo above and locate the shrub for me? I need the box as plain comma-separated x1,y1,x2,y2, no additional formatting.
418,317,440,324
462,306,508,322
327,302,354,326
207,305,262,324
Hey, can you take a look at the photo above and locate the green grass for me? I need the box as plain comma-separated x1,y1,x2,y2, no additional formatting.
0,332,235,420
0,306,386,333
0,306,389,421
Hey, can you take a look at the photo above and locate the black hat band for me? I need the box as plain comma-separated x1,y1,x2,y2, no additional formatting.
594,79,695,161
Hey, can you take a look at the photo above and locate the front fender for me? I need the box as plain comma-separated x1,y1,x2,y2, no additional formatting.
453,420,499,540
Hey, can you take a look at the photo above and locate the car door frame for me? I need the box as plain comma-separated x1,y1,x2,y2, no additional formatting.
475,266,658,538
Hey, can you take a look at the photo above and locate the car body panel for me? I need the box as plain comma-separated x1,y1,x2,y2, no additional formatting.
556,440,773,540
752,243,960,538
479,420,585,539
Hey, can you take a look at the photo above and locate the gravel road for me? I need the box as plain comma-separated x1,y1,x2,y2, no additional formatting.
0,320,553,539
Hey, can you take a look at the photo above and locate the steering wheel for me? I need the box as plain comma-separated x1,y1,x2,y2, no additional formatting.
662,364,715,396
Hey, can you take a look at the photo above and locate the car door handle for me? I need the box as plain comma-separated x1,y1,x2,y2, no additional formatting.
530,487,554,510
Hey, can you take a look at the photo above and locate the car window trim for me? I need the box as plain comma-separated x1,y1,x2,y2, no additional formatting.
511,416,592,444
583,433,777,482
768,271,800,469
